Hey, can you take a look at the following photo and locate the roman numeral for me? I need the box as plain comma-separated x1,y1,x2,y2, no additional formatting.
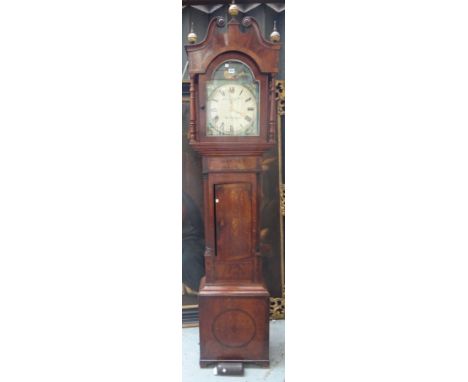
229,87,235,93
245,97,251,102
239,89,244,96
220,90,225,96
244,116,252,122
247,107,254,111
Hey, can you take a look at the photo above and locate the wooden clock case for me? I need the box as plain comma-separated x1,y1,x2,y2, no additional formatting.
185,15,280,368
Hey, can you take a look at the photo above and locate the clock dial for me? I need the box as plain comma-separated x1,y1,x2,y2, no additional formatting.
207,83,258,136
206,61,259,137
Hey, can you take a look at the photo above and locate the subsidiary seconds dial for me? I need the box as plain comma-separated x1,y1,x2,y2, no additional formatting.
206,83,259,136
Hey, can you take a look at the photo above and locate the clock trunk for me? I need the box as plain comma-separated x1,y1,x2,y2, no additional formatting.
199,155,269,367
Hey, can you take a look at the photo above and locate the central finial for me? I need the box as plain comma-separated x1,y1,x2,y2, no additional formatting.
228,0,239,17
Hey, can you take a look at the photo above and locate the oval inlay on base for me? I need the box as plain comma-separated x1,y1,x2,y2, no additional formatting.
212,309,256,348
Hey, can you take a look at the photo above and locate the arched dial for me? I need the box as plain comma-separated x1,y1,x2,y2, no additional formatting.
206,83,259,136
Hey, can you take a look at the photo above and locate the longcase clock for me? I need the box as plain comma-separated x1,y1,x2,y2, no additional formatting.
185,13,281,368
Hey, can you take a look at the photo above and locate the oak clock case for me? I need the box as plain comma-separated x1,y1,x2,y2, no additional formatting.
185,16,280,368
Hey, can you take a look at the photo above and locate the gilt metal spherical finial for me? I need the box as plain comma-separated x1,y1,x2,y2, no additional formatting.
187,22,197,44
228,0,239,17
270,20,281,43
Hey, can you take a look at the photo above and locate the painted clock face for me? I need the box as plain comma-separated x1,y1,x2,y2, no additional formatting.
206,61,259,137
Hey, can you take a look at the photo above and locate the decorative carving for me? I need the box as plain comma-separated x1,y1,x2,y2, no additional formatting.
241,16,253,28
215,16,225,28
280,183,285,217
275,80,285,316
275,80,285,116
269,295,285,320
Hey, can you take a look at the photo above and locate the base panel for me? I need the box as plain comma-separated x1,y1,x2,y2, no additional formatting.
199,285,270,367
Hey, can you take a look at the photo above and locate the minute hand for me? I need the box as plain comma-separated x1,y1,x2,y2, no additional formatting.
232,109,248,117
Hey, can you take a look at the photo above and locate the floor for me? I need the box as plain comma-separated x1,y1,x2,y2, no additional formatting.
182,320,285,382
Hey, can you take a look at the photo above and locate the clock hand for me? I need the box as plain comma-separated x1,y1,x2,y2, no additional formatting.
231,108,248,117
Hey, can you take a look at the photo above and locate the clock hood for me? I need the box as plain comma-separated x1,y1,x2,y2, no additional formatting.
185,16,281,76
